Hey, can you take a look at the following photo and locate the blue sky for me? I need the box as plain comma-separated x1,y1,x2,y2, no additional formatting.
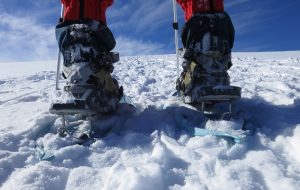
0,0,299,62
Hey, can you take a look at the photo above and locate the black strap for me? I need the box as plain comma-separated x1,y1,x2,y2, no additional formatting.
209,0,215,13
173,22,179,30
79,0,84,20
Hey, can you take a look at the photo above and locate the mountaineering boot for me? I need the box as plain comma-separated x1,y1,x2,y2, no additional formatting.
176,53,231,102
87,68,123,114
53,22,122,114
176,12,240,104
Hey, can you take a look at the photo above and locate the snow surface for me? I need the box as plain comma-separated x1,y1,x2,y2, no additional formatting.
0,51,300,190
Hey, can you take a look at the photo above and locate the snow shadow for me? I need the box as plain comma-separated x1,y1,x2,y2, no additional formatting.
95,97,300,158
92,104,206,141
90,97,300,147
236,97,300,140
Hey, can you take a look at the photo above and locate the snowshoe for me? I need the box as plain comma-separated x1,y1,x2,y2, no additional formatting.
189,85,241,118
174,48,245,142
170,105,248,144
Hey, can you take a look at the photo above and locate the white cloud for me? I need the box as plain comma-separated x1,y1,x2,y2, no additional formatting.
114,36,165,56
228,1,282,37
108,0,173,34
0,13,57,62
225,0,251,9
231,9,267,36
128,1,172,33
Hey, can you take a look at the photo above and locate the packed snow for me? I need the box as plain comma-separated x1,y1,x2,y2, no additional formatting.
0,51,300,190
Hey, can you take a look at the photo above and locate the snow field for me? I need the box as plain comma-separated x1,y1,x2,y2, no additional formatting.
0,52,300,189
